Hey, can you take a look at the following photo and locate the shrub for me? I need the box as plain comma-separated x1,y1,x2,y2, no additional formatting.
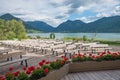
17,72,29,80
30,68,44,80
42,65,52,71
102,54,115,61
5,73,15,80
95,56,102,62
50,60,65,69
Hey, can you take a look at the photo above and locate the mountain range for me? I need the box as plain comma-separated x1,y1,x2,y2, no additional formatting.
0,13,120,33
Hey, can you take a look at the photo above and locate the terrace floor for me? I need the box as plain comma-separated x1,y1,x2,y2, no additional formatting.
0,46,120,76
61,70,120,80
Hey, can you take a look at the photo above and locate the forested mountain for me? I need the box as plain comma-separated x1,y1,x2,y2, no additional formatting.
56,16,120,33
56,20,87,32
26,21,55,32
87,16,120,32
0,13,120,33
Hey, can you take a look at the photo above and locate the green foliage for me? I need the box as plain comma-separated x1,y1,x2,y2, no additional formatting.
27,29,41,33
0,19,26,40
30,68,44,80
5,73,15,80
83,35,87,41
72,56,92,62
102,54,115,61
85,56,93,61
36,35,41,39
72,56,80,62
50,60,64,69
50,33,55,39
95,57,102,62
117,55,120,59
42,65,52,71
63,37,83,41
17,72,29,80
98,40,120,46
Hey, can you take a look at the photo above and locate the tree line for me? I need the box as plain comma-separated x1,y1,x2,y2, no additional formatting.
0,19,26,40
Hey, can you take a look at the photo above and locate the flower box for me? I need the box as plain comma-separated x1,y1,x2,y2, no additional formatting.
69,60,120,73
39,64,69,80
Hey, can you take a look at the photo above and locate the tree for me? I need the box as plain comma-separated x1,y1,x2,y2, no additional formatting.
0,19,27,40
83,35,87,41
50,33,55,39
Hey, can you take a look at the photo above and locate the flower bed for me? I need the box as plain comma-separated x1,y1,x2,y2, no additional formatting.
0,57,69,80
69,51,120,73
69,60,120,73
40,64,69,80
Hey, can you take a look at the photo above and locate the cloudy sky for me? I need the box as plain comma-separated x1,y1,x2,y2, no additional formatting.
0,0,120,27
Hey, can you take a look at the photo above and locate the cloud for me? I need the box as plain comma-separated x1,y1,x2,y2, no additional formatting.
0,0,120,27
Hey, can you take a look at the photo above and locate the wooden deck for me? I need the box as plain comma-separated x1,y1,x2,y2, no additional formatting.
61,70,120,80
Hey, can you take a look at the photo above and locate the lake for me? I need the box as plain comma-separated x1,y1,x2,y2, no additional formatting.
27,33,120,41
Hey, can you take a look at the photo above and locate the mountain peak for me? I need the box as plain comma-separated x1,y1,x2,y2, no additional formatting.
2,13,13,16
0,13,20,20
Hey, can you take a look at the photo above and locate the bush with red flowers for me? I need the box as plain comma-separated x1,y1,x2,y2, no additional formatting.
72,51,120,62
50,59,65,69
2,58,67,80
30,68,44,80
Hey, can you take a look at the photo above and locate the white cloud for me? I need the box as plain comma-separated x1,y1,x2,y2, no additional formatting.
0,0,120,27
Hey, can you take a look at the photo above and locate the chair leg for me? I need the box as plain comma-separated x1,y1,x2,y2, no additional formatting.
25,60,28,67
10,57,12,61
7,58,9,61
21,61,23,65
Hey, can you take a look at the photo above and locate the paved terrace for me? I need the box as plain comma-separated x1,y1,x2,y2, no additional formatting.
0,45,120,80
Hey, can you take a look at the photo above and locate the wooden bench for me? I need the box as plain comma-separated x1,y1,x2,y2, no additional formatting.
0,51,26,61
0,57,32,67
0,50,32,67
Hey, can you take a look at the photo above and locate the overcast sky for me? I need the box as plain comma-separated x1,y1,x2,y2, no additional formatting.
0,0,120,27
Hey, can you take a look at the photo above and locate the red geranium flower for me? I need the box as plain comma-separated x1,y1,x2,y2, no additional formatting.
0,76,5,80
39,62,44,66
100,55,103,58
28,66,35,71
42,60,46,63
60,61,64,65
113,53,118,58
101,51,106,55
64,57,68,61
89,53,92,56
45,61,50,64
61,56,65,58
107,50,111,54
13,71,19,77
22,66,27,71
9,67,13,71
26,70,31,74
44,68,49,74
71,55,75,58
78,54,82,57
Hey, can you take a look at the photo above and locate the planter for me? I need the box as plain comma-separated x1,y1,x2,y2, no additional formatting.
39,64,69,80
69,60,120,73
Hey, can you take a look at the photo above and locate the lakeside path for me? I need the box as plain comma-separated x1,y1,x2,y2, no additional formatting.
0,45,120,75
